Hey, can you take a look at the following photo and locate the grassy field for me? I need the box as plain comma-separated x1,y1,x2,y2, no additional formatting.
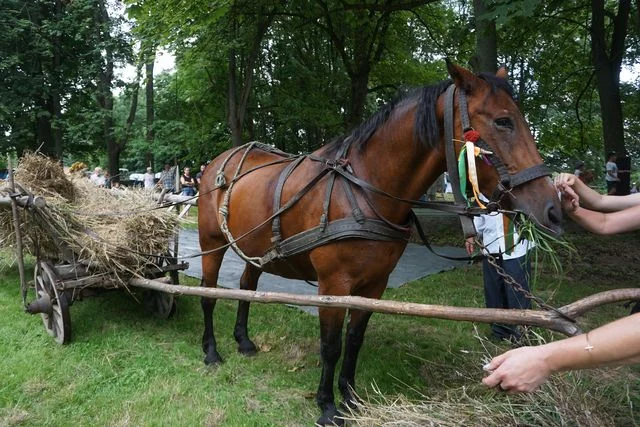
1,224,639,426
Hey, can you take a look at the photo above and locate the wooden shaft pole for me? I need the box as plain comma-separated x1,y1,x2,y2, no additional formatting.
129,278,581,336
7,157,27,306
152,192,198,206
560,288,640,318
0,195,46,208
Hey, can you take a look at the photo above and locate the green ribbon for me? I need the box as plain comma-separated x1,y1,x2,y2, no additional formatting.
458,147,469,205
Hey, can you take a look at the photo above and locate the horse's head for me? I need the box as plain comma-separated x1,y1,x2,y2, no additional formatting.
445,60,562,234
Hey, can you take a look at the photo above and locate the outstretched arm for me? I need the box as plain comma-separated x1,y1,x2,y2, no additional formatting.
482,313,640,392
555,173,640,212
566,203,640,235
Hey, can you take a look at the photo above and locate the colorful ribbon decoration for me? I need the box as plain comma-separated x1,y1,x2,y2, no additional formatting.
457,129,490,208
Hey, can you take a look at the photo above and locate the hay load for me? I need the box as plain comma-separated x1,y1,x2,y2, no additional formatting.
1,153,179,282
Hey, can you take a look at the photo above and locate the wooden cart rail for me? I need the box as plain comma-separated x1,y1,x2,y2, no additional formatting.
130,277,640,337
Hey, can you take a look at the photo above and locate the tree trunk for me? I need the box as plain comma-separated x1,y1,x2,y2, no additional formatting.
316,4,392,130
227,46,243,147
146,52,155,167
117,65,142,162
348,73,369,129
226,7,276,147
51,0,64,160
35,97,54,155
95,0,118,180
470,0,497,74
590,0,630,157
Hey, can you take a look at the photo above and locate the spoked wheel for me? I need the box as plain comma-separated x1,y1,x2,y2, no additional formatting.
33,260,71,344
144,255,178,319
145,289,176,319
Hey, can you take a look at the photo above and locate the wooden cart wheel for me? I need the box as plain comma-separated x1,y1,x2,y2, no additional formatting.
144,256,178,319
145,290,176,319
34,260,71,344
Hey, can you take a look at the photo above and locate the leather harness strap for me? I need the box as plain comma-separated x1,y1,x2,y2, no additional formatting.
272,155,306,243
260,217,408,265
443,84,478,239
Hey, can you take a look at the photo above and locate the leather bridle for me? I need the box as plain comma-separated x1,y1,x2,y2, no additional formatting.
439,84,552,237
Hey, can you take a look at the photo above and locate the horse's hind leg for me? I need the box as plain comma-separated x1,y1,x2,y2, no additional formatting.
201,249,226,365
233,263,262,355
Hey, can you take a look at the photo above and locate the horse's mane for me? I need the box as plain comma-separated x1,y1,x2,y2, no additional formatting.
323,79,450,157
323,73,516,158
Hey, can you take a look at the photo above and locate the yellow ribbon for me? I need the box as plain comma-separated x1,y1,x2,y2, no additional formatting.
465,141,486,208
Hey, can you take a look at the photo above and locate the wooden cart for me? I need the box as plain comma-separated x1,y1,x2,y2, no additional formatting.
27,255,188,344
1,173,188,345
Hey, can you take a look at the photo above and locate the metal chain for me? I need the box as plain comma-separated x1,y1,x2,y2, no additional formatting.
477,237,577,323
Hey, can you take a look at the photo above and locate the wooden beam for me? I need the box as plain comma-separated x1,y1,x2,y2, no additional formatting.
152,192,198,206
126,277,639,337
0,194,46,209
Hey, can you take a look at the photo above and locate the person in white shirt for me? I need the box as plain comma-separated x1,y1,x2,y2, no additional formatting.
89,167,106,187
143,167,155,189
465,196,534,343
573,160,584,178
605,151,619,195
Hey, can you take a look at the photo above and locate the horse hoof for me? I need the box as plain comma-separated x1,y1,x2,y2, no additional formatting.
203,352,224,365
315,412,344,426
340,397,361,414
238,341,258,356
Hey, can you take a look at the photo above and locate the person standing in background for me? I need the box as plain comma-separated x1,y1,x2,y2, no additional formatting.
143,167,155,190
574,160,584,179
605,151,620,195
465,197,534,344
195,164,206,188
180,167,196,196
157,163,176,204
90,167,106,187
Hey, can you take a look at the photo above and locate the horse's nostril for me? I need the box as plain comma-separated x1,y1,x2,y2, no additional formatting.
545,202,562,226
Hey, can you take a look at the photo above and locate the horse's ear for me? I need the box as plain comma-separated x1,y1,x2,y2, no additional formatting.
445,58,480,93
496,66,508,80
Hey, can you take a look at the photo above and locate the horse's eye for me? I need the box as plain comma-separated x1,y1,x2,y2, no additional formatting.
494,117,514,130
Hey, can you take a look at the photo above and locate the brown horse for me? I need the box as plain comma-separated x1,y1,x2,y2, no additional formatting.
197,61,562,425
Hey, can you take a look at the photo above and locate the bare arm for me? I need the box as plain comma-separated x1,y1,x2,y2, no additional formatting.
555,173,640,212
482,313,640,392
566,204,640,235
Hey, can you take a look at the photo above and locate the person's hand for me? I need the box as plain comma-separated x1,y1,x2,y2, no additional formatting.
553,173,577,189
482,346,553,392
558,183,579,212
465,237,475,255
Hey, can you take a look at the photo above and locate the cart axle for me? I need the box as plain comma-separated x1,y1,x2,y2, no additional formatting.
26,295,53,315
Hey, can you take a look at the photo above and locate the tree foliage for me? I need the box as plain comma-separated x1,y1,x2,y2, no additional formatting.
1,0,638,178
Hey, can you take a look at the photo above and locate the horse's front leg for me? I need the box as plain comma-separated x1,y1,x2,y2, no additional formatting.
233,264,261,355
338,284,386,411
316,306,346,426
338,309,374,411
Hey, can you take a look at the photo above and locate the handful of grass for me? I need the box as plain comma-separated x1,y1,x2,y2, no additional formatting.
515,214,576,285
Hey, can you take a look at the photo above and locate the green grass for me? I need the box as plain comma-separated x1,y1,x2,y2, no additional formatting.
0,226,639,425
